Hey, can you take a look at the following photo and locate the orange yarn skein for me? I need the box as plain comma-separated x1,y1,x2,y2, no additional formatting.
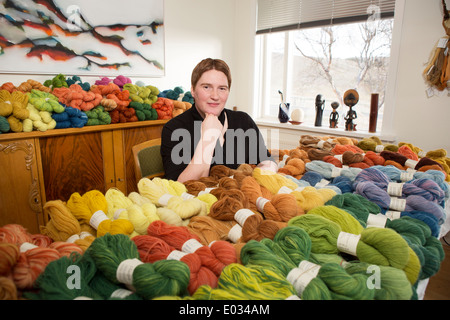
277,158,306,178
187,215,236,244
147,220,230,276
240,176,302,222
152,97,174,120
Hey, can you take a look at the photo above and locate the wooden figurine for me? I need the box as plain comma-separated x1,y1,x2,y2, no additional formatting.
329,101,340,128
343,89,358,131
314,94,325,127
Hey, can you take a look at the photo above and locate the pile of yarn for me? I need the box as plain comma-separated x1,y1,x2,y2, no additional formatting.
0,74,197,135
0,90,30,132
1,132,449,301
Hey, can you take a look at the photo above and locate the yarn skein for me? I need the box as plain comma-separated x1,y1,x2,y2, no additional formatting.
288,213,411,270
132,234,218,294
87,233,190,299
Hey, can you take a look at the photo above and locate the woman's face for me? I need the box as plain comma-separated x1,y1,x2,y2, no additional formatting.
191,69,230,118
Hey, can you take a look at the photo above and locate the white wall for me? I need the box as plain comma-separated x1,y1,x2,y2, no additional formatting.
390,0,450,153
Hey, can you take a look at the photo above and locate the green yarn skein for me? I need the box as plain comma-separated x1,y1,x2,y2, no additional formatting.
0,115,10,133
288,213,411,270
216,263,298,300
87,233,190,300
24,252,101,300
271,226,374,300
28,89,65,113
44,73,68,89
85,106,111,125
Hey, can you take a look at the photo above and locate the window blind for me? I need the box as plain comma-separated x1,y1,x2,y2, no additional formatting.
256,0,396,34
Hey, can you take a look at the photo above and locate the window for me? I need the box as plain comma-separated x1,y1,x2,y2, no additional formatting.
254,0,396,133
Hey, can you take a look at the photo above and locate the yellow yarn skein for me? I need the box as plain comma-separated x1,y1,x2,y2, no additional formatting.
152,177,215,213
105,188,134,219
156,207,184,226
3,91,30,132
40,200,81,241
128,191,153,206
117,203,160,235
67,192,93,224
252,167,298,194
196,193,218,214
96,218,134,237
138,177,206,219
0,90,13,116
67,190,134,237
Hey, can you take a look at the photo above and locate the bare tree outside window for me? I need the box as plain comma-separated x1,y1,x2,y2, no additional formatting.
262,18,393,131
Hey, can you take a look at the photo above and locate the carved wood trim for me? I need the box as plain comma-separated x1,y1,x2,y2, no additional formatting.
0,140,42,214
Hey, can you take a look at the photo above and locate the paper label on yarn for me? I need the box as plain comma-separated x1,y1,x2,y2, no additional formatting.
181,192,195,200
278,186,293,194
337,232,361,256
234,208,255,226
198,187,215,195
158,193,174,206
400,171,414,182
294,186,306,192
73,296,93,300
385,210,402,220
116,258,143,285
80,231,94,239
228,224,242,243
66,234,80,243
182,238,203,253
387,182,404,197
404,159,418,169
286,268,302,288
375,145,385,153
89,210,109,229
366,213,388,228
110,288,133,299
316,140,325,149
20,242,38,252
316,179,330,187
167,250,188,261
285,295,301,300
113,208,126,220
389,197,406,212
334,154,343,162
331,167,342,177
417,150,426,158
256,197,270,212
286,261,321,295
282,154,289,161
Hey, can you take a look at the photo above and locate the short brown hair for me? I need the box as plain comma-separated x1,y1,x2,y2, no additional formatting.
191,58,232,89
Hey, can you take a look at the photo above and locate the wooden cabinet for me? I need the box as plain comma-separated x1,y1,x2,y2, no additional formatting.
0,138,45,234
0,120,166,233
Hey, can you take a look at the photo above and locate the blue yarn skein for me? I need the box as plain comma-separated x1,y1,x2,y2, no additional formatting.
354,167,445,204
354,181,446,224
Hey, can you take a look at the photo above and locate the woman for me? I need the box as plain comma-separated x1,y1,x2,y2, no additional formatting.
160,58,277,182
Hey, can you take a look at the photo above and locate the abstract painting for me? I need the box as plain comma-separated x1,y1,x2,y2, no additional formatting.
0,0,165,77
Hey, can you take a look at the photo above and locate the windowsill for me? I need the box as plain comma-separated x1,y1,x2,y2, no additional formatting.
255,117,396,143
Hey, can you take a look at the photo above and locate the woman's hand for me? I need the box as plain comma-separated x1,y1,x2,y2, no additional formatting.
201,113,228,147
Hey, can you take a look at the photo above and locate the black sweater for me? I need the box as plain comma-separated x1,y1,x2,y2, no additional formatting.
160,105,274,181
